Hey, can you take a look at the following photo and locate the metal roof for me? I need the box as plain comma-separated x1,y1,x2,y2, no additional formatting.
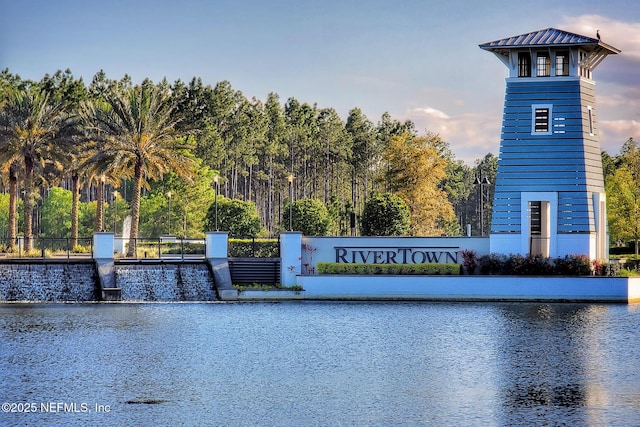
479,28,620,54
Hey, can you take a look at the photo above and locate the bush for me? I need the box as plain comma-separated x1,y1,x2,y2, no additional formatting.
283,198,332,236
204,196,261,238
598,262,622,277
618,268,639,277
164,242,206,255
460,249,478,275
317,262,460,275
228,239,279,258
471,253,598,276
478,253,506,275
360,193,411,236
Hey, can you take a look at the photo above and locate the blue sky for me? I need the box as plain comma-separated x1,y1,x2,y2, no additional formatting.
2,0,639,163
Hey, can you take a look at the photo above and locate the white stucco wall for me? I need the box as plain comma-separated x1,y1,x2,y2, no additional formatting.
296,275,640,303
300,236,490,274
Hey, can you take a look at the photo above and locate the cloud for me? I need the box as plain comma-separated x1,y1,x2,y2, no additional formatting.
560,15,640,62
598,87,640,110
599,120,640,154
401,106,501,165
409,106,451,120
560,15,640,153
396,15,640,165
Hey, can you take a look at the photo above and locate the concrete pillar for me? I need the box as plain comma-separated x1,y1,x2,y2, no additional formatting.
93,232,119,300
206,232,228,258
280,232,302,287
205,231,237,300
93,232,114,260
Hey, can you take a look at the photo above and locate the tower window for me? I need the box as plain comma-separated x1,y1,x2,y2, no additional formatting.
518,53,531,77
535,109,549,132
588,106,594,135
556,51,569,76
531,104,552,134
536,53,550,77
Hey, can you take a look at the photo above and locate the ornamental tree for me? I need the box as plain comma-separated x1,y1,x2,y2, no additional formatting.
360,192,410,236
204,196,261,238
283,198,331,236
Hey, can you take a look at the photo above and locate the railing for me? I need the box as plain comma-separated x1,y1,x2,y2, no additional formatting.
0,237,93,259
0,235,281,261
228,237,280,258
123,237,206,260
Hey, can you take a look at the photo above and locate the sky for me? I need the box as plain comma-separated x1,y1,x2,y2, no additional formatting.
1,0,639,164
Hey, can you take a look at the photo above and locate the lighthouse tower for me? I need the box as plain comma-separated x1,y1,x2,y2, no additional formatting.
479,28,620,260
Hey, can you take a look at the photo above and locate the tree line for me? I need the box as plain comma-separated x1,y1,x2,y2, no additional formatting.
603,137,640,254
5,68,634,254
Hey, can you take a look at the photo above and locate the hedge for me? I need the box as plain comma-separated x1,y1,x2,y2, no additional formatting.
317,262,460,275
459,250,627,276
228,239,279,258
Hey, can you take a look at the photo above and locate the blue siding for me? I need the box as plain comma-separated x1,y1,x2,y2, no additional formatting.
490,77,604,234
558,192,595,232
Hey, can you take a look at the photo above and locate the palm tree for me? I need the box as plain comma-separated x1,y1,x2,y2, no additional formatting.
0,85,76,251
81,80,194,257
6,163,19,251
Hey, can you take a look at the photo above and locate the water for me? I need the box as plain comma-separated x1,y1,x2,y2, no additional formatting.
1,302,640,426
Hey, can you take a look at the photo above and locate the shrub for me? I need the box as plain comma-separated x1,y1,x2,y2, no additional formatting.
72,244,92,254
472,253,599,276
204,196,261,238
317,262,460,275
618,268,639,277
599,262,621,277
478,253,506,275
283,198,332,236
228,239,279,258
360,193,411,236
165,242,206,255
460,249,478,275
558,254,592,276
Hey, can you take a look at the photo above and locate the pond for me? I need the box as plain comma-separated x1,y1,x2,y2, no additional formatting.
1,302,640,426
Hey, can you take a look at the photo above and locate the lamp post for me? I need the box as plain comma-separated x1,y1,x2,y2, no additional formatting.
213,175,219,231
100,175,105,232
113,191,119,234
287,174,294,231
475,175,491,236
167,191,172,235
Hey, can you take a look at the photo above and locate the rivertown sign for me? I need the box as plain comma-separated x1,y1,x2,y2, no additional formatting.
334,246,459,264
299,236,490,273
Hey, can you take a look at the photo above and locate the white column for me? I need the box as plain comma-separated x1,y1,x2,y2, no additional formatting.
206,232,228,259
280,232,302,287
93,232,114,259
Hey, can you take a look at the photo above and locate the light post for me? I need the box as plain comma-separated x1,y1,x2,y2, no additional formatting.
167,191,172,235
100,175,105,232
475,175,491,236
213,175,219,231
113,191,119,234
287,174,294,231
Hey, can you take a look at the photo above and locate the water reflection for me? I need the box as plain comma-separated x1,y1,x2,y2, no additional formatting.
496,303,634,426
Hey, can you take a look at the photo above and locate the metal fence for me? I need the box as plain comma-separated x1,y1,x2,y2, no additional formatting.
0,236,281,261
123,238,206,260
1,237,93,259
